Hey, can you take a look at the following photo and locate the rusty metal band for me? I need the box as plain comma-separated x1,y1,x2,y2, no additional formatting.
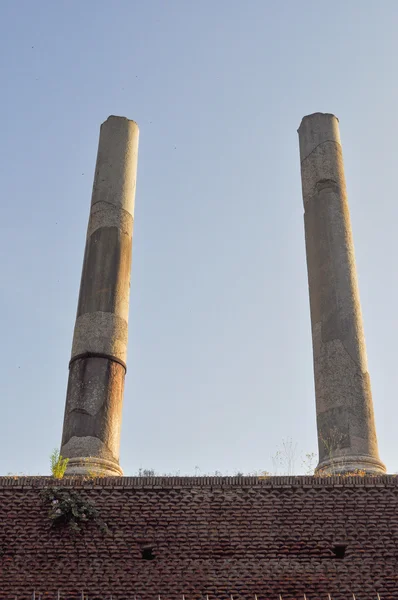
69,352,127,373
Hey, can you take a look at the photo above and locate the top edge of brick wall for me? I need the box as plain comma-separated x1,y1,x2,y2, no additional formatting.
0,475,397,488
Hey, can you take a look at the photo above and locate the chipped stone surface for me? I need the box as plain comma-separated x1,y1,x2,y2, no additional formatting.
87,201,133,238
298,113,385,474
72,311,129,362
61,116,139,477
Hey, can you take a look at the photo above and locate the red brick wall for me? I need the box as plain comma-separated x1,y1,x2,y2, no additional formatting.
0,476,397,599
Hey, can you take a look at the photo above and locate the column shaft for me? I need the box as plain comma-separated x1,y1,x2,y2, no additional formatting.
298,113,385,474
60,116,139,476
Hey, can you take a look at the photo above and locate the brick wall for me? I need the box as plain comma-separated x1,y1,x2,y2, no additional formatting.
0,476,397,599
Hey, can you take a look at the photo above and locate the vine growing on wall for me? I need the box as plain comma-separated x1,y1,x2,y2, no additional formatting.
41,487,109,533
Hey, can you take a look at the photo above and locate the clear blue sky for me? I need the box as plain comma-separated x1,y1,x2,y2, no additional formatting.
0,1,397,476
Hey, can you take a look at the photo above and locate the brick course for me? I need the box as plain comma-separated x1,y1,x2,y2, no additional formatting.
0,476,397,599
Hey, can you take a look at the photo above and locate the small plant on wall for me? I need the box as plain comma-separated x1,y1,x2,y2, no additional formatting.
41,487,109,533
50,449,69,479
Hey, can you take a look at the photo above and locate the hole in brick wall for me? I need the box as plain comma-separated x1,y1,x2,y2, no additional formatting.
141,546,155,560
332,543,347,559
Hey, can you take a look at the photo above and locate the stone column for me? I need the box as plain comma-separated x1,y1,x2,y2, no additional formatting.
60,116,139,476
298,113,385,475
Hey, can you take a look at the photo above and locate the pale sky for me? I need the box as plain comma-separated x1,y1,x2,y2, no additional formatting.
0,0,397,476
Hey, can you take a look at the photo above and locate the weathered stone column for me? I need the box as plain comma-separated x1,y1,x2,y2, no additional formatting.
298,113,385,475
61,116,139,476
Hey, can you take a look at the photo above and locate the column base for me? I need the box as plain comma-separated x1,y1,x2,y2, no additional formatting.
64,456,123,477
315,454,386,476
